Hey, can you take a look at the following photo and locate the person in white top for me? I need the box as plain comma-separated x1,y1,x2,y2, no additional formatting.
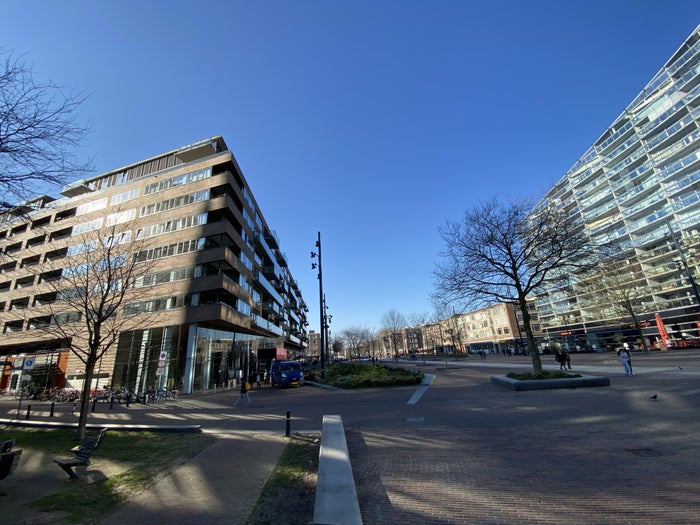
617,348,634,377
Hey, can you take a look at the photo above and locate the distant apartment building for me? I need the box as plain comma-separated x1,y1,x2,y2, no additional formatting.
414,301,542,355
532,24,700,350
0,137,307,394
403,327,423,354
307,330,321,360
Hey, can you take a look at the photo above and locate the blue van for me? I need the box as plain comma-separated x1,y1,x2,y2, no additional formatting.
270,360,305,387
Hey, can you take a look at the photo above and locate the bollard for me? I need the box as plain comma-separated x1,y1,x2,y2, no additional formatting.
26,404,31,420
50,402,55,417
285,410,291,437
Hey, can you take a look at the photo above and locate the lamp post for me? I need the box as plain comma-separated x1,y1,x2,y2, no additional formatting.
323,302,332,363
311,232,325,379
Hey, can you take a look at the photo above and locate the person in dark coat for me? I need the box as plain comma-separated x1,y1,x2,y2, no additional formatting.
234,379,252,406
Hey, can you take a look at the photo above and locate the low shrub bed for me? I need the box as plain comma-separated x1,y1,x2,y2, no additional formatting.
321,363,423,389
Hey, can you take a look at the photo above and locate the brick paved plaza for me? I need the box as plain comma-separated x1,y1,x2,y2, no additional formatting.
347,351,700,524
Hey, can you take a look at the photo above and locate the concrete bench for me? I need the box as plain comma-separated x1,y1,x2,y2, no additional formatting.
313,414,362,525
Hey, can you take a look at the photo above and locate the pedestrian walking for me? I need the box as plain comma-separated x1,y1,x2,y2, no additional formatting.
234,379,252,406
617,347,635,376
563,349,572,370
256,373,262,389
555,349,567,371
263,369,269,386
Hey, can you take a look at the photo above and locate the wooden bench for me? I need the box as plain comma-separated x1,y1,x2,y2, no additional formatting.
0,450,22,480
54,428,108,479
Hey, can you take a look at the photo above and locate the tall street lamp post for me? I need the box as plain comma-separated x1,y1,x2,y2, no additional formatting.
311,232,325,379
323,296,332,363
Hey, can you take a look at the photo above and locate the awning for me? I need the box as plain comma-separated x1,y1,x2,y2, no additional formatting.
655,313,670,346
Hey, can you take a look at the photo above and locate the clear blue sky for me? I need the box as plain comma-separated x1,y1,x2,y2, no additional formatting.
2,1,699,336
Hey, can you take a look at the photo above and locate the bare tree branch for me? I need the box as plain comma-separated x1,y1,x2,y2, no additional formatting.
433,197,596,374
578,257,652,352
0,48,92,211
38,223,159,438
380,309,406,361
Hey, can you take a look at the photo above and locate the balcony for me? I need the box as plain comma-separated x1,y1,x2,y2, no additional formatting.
262,301,283,320
251,314,285,336
264,229,280,249
175,138,220,163
60,179,94,197
274,249,288,267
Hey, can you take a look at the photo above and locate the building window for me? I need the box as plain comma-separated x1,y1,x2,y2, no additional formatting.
142,167,212,195
76,198,108,216
53,311,82,324
106,209,136,226
111,188,139,205
72,217,104,235
136,213,207,240
3,320,23,333
140,189,210,217
133,238,202,263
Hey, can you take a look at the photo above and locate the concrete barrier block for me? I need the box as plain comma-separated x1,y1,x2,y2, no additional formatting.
313,414,362,525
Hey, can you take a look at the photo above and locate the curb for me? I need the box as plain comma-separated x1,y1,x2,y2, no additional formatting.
0,418,202,432
490,375,611,390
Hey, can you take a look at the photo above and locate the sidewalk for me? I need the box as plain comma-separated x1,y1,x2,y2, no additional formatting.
100,431,287,525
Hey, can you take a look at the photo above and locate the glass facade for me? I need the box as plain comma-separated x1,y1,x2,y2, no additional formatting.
113,325,268,394
534,25,700,350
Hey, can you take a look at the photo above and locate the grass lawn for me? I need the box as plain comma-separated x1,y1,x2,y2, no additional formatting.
247,433,320,525
0,427,215,523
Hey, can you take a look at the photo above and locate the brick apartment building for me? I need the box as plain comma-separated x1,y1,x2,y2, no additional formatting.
0,137,307,395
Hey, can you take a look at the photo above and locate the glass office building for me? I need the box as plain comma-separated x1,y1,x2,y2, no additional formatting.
534,25,700,350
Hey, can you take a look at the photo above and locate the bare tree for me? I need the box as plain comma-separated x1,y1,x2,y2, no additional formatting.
443,312,466,359
381,309,406,361
407,311,430,327
39,224,157,438
433,197,594,374
330,337,344,359
364,329,382,360
339,325,372,360
0,49,91,211
578,257,651,352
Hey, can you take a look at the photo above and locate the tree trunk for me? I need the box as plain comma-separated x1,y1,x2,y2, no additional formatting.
76,352,97,440
631,313,651,352
519,296,543,374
